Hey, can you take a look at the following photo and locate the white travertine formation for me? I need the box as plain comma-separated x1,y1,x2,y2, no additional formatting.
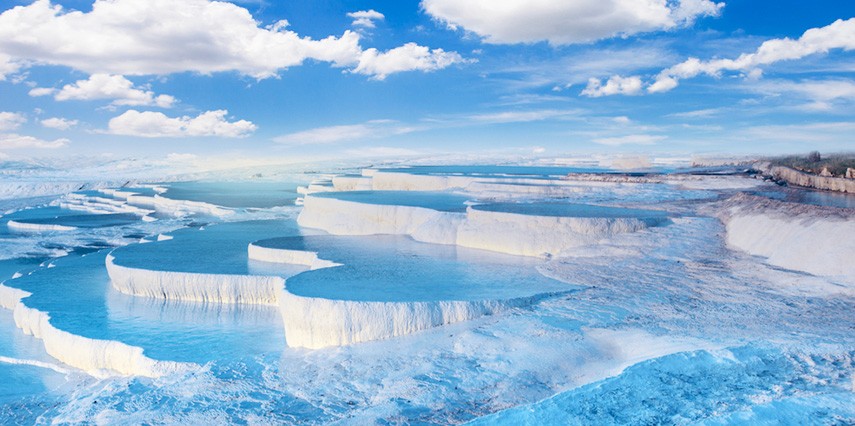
278,288,557,349
0,283,193,378
247,243,341,270
6,220,78,232
297,195,663,258
106,255,282,305
125,194,233,217
332,176,373,191
726,213,855,280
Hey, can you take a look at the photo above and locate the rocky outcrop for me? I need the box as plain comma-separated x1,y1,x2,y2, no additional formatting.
756,164,855,193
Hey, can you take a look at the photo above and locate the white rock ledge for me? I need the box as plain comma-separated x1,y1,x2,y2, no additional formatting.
278,288,563,349
0,283,193,378
247,243,341,270
297,195,666,258
6,220,78,232
106,254,283,305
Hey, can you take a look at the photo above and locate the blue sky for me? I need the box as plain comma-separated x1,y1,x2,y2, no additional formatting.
0,0,853,166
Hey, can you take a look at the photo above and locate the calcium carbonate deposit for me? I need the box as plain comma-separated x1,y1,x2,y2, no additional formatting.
0,165,852,424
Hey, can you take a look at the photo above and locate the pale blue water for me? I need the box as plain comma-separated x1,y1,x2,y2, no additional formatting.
0,176,851,424
749,187,855,209
798,190,855,209
471,202,670,219
6,252,284,364
110,219,304,275
381,165,612,176
256,235,577,302
162,181,299,209
311,190,472,212
8,213,141,229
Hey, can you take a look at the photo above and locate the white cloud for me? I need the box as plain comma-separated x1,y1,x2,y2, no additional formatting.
421,0,723,45
667,108,722,118
353,43,470,80
581,75,644,97
43,74,175,107
107,110,256,138
0,0,463,81
648,18,855,93
0,133,68,149
40,117,78,130
0,53,21,80
467,109,580,124
0,112,26,131
28,87,55,97
592,134,666,146
274,120,417,145
347,10,384,28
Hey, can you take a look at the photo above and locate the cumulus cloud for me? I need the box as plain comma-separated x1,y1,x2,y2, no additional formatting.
274,120,418,145
581,75,644,97
0,0,465,80
0,133,68,149
33,74,176,107
353,43,470,80
0,112,26,131
0,112,68,150
348,10,384,28
41,117,78,130
107,110,256,138
592,134,666,146
0,54,20,81
421,0,723,45
579,18,855,96
649,18,855,93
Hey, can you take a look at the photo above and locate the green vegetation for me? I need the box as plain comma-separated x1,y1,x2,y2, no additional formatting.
768,152,855,178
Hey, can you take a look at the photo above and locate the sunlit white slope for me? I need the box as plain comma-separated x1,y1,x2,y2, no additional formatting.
724,200,855,281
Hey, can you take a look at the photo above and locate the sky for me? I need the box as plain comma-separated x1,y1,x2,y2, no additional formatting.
0,0,853,167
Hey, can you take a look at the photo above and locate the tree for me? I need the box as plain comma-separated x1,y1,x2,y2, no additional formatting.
807,151,821,163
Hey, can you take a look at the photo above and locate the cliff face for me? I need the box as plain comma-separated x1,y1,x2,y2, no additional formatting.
715,193,855,282
756,163,855,193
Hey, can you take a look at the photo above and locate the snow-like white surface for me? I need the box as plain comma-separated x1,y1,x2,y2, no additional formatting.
369,171,574,191
0,181,93,201
106,255,282,305
726,213,855,281
465,181,590,198
278,288,554,349
298,195,663,258
0,282,192,378
125,194,233,217
60,192,155,216
332,176,372,191
666,175,765,190
6,220,78,232
297,195,463,245
458,207,660,258
305,183,335,194
247,243,341,270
